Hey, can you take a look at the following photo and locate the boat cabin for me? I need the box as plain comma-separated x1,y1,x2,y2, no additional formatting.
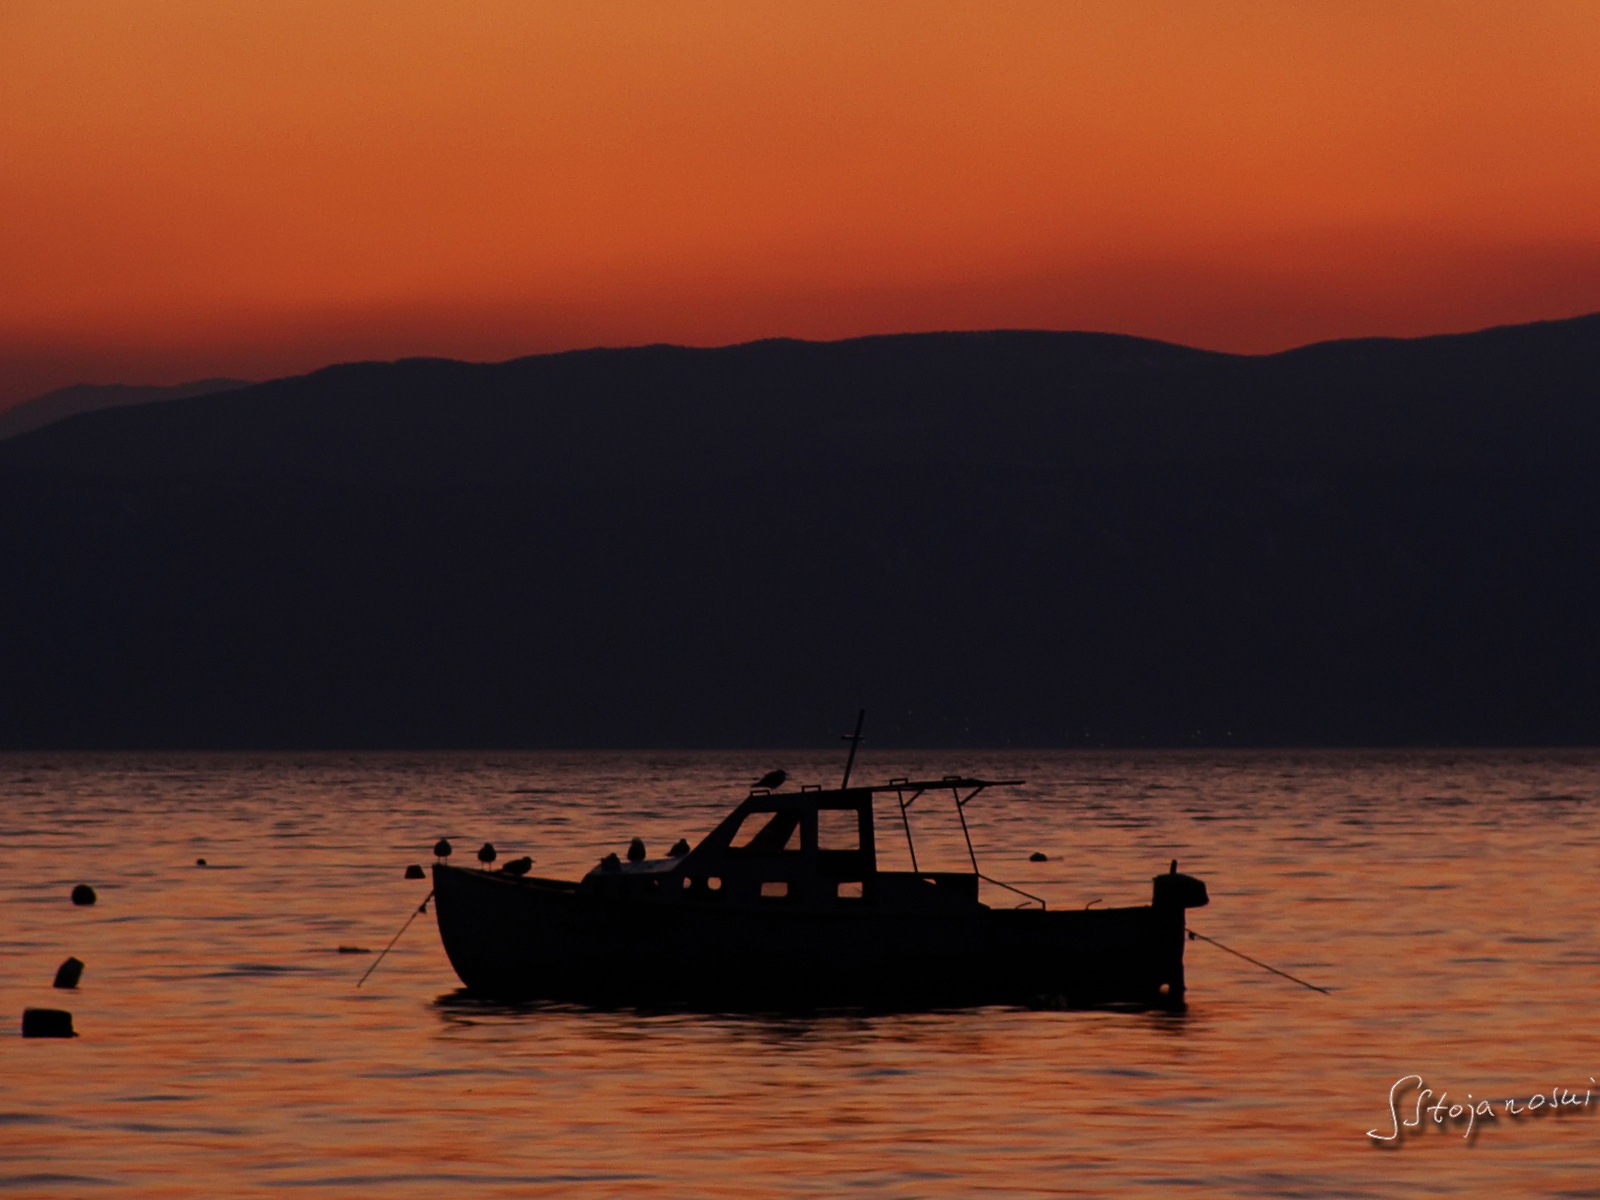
579,776,1027,912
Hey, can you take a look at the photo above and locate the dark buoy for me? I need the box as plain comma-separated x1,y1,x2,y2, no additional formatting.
668,838,690,857
626,836,646,863
477,842,497,868
70,884,96,906
53,957,84,989
195,858,207,867
752,769,787,791
404,863,425,880
1029,852,1049,863
433,838,452,862
599,852,621,872
21,1008,75,1038
501,856,532,877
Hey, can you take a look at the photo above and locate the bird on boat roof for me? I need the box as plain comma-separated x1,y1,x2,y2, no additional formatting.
627,836,647,863
501,856,532,877
477,842,497,868
752,769,787,791
668,838,690,857
433,838,452,861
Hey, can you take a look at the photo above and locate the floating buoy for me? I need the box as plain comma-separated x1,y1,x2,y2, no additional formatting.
70,884,96,906
1029,852,1048,863
195,858,207,867
668,838,690,857
404,864,425,880
501,856,532,877
627,837,646,863
337,946,370,955
477,843,496,868
53,957,84,989
433,838,452,861
21,1008,75,1038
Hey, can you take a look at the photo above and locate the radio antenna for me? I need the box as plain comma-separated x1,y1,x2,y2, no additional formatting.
840,708,866,789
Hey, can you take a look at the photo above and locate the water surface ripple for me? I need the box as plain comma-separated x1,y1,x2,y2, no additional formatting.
3,750,1599,1197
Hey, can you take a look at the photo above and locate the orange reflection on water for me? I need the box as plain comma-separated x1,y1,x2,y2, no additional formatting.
3,750,1600,1197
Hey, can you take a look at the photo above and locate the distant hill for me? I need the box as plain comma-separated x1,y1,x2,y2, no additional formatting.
1,316,1597,748
0,378,251,441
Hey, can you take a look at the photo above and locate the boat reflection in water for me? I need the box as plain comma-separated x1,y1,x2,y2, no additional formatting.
433,771,1209,1010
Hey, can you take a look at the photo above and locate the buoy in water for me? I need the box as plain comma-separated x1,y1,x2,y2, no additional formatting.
21,1008,75,1038
1029,852,1049,863
53,957,84,989
195,858,207,866
404,864,425,880
70,884,96,906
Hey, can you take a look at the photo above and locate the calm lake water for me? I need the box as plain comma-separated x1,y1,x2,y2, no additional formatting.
4,749,1600,1198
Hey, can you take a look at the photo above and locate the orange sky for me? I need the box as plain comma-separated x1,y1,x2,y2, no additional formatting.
3,1,1600,405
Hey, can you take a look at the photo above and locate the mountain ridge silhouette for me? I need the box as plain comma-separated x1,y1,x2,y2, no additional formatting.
0,378,251,441
2,315,1597,748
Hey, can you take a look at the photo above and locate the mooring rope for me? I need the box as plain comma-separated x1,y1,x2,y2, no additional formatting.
356,890,433,989
1187,927,1332,995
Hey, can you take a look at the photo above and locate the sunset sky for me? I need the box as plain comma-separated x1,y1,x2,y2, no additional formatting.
3,1,1599,406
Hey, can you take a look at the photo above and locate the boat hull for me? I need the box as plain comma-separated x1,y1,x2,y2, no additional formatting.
432,865,1189,1010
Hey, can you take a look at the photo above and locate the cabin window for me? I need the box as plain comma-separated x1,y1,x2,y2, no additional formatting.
760,881,789,899
836,880,864,900
729,809,801,854
817,807,862,852
707,876,722,891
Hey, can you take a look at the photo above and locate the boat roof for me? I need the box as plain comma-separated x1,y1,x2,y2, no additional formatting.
770,776,1023,797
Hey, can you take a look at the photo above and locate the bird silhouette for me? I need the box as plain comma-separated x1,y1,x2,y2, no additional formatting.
477,842,497,868
501,856,532,877
627,836,647,863
433,838,452,861
668,838,690,857
752,769,787,791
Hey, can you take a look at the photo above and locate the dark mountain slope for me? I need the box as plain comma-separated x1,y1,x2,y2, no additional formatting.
0,378,250,441
1,318,1597,747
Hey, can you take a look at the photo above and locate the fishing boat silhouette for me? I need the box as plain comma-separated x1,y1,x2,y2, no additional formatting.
430,717,1208,1009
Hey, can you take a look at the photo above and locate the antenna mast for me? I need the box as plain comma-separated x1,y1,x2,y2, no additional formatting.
840,708,866,788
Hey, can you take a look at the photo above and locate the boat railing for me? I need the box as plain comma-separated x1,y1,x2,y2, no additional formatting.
976,872,1047,909
887,775,1045,909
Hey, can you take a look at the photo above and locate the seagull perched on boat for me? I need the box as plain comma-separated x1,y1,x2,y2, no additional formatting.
501,856,532,877
433,838,452,862
752,769,787,792
627,836,647,863
477,842,497,869
668,838,690,857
